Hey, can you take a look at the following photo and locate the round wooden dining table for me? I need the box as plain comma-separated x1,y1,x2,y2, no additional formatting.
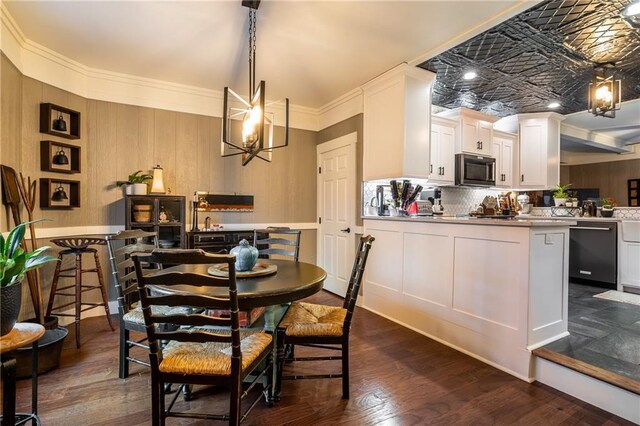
150,259,327,311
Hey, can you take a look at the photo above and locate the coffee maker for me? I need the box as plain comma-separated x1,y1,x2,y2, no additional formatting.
418,188,442,215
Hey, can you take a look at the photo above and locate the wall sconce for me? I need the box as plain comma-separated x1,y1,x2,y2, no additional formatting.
150,165,166,194
588,64,621,118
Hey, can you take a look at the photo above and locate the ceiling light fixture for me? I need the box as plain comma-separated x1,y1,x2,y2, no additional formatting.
547,101,561,109
624,1,640,16
588,63,621,119
463,71,477,80
221,0,289,166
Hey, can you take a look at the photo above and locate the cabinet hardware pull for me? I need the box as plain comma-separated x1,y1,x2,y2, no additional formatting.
430,164,433,174
480,141,483,150
521,174,524,182
441,167,445,175
571,227,611,231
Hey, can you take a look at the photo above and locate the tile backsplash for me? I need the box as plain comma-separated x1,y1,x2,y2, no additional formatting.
531,206,640,220
362,181,502,216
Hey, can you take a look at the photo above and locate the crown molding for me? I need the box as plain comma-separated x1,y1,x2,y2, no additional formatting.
1,3,320,131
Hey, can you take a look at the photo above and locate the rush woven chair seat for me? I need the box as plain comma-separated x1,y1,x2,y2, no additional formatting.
132,249,274,426
46,236,115,348
253,227,301,261
276,235,374,399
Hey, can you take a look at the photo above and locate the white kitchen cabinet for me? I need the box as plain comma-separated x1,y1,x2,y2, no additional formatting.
428,116,456,184
438,107,498,156
619,221,640,290
492,131,516,188
517,113,564,189
363,64,435,181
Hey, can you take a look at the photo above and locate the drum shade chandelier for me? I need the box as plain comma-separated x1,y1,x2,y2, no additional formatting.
588,64,621,118
221,0,289,166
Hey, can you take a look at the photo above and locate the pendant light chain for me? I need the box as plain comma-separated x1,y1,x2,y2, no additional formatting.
248,9,257,95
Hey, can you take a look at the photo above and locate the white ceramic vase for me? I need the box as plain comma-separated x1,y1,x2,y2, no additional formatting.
125,183,148,195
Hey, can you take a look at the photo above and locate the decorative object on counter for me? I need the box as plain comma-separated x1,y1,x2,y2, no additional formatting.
40,141,81,174
0,221,57,336
39,103,80,139
150,165,166,194
221,0,289,166
208,261,277,278
629,178,639,207
552,183,572,206
517,193,532,215
582,200,597,217
116,170,152,195
230,239,259,272
600,197,617,217
133,204,153,223
39,178,80,209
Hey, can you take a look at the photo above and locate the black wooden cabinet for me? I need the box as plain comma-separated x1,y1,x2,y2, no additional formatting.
125,195,186,248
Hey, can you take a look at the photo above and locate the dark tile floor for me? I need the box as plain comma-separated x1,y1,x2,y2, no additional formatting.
542,283,640,382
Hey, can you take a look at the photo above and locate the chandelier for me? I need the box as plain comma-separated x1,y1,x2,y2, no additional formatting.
588,64,621,119
221,0,289,166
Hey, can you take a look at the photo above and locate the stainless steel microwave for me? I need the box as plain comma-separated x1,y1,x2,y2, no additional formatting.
455,154,496,187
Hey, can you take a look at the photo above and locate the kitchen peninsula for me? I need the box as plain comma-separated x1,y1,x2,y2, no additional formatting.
362,216,575,381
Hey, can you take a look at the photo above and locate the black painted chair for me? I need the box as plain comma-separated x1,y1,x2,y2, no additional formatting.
253,227,301,261
276,235,374,399
132,249,274,425
105,229,160,378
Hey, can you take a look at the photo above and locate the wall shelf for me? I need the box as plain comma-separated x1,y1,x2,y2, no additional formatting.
40,103,81,140
39,178,80,209
40,140,81,174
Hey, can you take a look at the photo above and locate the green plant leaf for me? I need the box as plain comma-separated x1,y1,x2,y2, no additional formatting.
24,255,57,272
0,232,4,254
4,222,26,258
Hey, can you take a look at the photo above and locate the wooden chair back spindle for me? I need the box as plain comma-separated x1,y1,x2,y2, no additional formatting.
253,227,302,261
342,235,375,331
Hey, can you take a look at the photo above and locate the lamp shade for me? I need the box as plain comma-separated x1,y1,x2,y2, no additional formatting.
150,165,166,194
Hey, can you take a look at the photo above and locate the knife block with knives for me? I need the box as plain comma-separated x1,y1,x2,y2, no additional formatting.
389,179,423,215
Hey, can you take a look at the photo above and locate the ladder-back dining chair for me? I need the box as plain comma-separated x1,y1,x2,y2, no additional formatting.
106,229,160,378
132,249,274,425
253,227,301,261
276,235,374,399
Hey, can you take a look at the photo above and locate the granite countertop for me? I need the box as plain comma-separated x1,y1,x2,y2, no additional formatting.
532,216,626,222
362,215,576,227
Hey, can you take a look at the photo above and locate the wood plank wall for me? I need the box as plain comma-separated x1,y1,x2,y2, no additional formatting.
564,160,640,206
1,53,318,320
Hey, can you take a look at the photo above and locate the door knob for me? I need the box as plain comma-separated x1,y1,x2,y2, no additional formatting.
340,228,351,233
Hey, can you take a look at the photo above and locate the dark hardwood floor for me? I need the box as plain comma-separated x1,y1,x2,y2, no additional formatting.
14,291,632,425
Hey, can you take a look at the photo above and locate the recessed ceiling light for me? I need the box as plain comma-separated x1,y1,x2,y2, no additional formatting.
624,1,640,16
463,71,477,80
548,102,561,109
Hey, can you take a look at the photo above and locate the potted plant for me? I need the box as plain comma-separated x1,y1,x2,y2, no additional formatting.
601,197,617,217
553,183,572,207
1,221,57,336
116,170,152,195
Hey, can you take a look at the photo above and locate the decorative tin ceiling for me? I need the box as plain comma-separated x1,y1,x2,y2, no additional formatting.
420,0,640,117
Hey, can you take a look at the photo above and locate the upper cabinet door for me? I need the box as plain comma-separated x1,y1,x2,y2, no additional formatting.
429,126,441,180
461,118,479,154
477,121,493,156
436,108,499,157
501,137,514,187
439,125,455,183
519,123,546,187
363,65,435,181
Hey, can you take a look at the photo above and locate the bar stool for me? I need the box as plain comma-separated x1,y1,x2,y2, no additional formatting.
46,237,115,348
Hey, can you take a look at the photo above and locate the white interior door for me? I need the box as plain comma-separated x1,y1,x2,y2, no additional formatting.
317,133,356,297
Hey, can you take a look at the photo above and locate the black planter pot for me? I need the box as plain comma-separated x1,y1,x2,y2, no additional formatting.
1,283,22,336
16,326,68,378
601,209,614,218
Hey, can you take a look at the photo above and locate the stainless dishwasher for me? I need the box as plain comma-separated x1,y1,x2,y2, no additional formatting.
569,221,617,289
